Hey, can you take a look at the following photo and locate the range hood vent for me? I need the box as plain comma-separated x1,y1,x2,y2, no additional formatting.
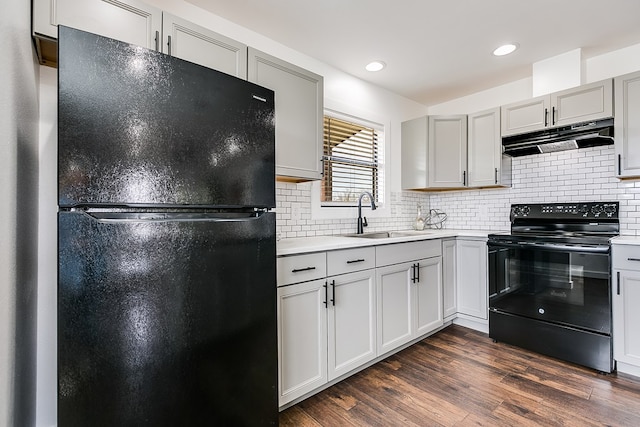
502,118,614,157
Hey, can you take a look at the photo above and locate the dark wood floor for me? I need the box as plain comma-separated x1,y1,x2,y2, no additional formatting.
279,325,640,426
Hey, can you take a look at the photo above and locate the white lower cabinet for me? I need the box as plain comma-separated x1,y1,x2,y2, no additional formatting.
375,240,443,355
277,279,327,406
442,238,457,320
376,262,414,354
278,238,448,407
277,248,375,406
327,269,377,380
456,238,488,320
415,257,444,335
612,243,640,377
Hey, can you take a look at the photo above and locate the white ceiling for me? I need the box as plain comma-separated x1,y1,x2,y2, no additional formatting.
187,0,640,106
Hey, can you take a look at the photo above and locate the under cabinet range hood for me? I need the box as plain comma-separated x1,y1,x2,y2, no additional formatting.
502,118,614,157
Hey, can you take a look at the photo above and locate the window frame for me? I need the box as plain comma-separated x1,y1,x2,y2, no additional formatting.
311,101,389,221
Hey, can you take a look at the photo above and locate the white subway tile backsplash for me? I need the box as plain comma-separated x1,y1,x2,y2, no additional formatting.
276,145,639,238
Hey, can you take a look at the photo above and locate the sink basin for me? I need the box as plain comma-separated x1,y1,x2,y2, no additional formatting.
342,230,434,239
342,231,393,239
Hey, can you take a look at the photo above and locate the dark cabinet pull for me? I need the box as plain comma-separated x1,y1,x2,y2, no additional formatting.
167,35,172,56
544,108,549,127
552,106,556,125
628,258,640,262
494,168,498,184
617,271,621,295
323,282,328,308
411,264,416,283
331,280,336,306
415,262,420,283
347,259,365,264
463,171,466,186
618,154,622,175
292,266,316,273
154,31,159,51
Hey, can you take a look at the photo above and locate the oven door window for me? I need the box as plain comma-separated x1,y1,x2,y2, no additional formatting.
489,245,610,334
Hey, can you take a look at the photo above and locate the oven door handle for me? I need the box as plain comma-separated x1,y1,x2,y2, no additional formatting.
488,240,610,253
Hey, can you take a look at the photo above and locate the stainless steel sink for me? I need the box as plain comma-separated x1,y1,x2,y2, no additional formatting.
342,231,393,239
342,230,433,239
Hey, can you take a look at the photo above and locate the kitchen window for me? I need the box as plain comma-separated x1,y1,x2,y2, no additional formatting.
321,114,384,207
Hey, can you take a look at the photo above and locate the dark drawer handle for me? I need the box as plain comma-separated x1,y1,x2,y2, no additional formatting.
291,266,316,273
346,259,365,264
628,258,640,262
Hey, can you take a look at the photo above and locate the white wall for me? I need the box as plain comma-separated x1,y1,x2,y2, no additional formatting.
1,0,40,425
37,66,58,427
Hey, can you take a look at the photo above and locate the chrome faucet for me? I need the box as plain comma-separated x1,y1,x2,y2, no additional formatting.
356,191,377,234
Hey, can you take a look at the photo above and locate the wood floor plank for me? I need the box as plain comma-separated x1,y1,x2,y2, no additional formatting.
279,325,640,426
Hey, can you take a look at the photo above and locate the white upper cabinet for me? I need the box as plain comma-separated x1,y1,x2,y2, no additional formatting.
428,115,468,188
467,107,510,187
501,95,550,136
401,114,467,190
33,1,248,76
33,0,162,53
501,79,613,136
615,70,640,178
161,13,247,78
248,48,324,181
401,116,428,190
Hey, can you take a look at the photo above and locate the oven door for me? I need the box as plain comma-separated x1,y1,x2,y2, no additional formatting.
488,240,611,334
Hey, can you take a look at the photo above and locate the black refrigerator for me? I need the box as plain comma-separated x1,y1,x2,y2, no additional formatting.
57,26,277,426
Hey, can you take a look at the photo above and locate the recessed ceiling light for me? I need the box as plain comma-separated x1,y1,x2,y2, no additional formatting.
493,43,519,56
365,61,386,72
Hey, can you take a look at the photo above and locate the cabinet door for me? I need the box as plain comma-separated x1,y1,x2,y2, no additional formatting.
501,95,550,136
552,79,613,127
414,257,443,336
34,0,162,48
401,116,428,190
615,70,640,178
468,107,502,187
248,48,323,181
428,115,468,188
376,262,413,355
442,239,457,320
327,270,376,381
613,270,640,367
162,13,247,78
277,279,328,406
456,239,488,320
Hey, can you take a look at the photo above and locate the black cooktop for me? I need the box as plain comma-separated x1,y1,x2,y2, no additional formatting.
489,202,620,245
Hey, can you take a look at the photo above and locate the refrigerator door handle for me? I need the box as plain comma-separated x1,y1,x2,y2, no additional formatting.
83,211,268,223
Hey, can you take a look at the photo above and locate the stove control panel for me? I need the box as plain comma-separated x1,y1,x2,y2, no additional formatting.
511,202,618,219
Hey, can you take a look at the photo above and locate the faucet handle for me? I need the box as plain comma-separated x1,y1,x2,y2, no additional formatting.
362,217,368,227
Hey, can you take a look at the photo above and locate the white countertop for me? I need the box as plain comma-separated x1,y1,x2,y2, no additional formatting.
277,229,499,256
612,236,640,245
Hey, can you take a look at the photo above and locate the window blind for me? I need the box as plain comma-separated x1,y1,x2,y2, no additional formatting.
322,116,380,204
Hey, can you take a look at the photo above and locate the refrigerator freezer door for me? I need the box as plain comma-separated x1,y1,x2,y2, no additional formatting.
58,210,277,426
58,26,275,209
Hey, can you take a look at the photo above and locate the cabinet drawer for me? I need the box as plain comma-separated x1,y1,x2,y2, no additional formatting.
613,245,640,271
277,252,326,286
376,239,441,267
327,247,375,276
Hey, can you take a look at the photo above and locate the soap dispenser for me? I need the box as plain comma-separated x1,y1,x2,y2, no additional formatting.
413,204,425,231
